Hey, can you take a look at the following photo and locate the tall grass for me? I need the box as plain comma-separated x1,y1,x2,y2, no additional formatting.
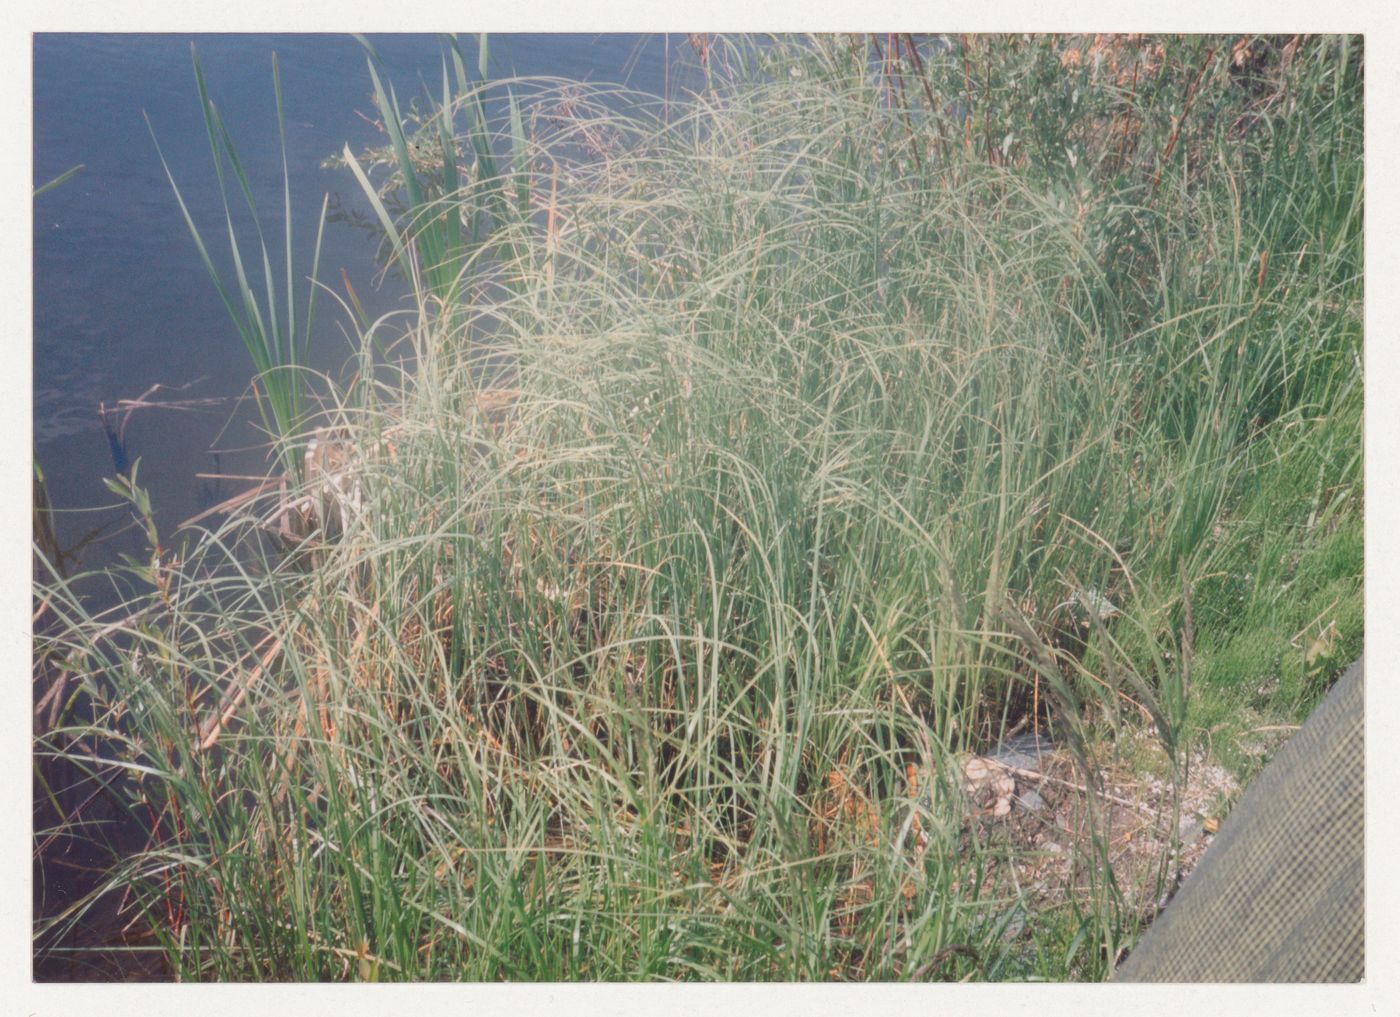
148,44,328,481
34,34,1361,981
338,33,535,315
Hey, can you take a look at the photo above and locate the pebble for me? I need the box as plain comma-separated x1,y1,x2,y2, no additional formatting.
1015,788,1048,813
989,732,1055,771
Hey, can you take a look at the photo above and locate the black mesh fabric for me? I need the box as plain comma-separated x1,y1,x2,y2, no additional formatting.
1115,657,1364,982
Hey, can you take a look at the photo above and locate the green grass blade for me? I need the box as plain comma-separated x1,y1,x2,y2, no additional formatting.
302,191,329,365
33,163,83,198
508,89,529,216
274,51,296,355
342,143,412,282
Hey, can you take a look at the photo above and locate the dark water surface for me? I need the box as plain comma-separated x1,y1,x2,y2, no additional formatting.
31,32,692,979
34,32,692,576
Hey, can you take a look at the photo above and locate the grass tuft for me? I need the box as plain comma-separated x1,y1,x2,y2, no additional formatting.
35,33,1361,981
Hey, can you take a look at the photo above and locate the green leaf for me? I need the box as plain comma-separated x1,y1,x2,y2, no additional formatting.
343,144,412,283
33,164,84,199
508,89,530,216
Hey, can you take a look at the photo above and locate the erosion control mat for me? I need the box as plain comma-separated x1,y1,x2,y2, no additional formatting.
1115,657,1363,982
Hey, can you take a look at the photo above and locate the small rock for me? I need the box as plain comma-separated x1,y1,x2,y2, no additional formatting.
964,757,992,782
1016,788,1048,813
990,732,1055,771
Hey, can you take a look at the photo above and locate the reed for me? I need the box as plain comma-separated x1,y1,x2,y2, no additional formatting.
339,33,536,315
147,44,328,481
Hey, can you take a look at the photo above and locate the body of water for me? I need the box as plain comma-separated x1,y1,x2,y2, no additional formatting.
34,32,695,575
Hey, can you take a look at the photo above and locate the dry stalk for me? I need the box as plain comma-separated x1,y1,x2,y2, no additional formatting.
197,631,285,751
